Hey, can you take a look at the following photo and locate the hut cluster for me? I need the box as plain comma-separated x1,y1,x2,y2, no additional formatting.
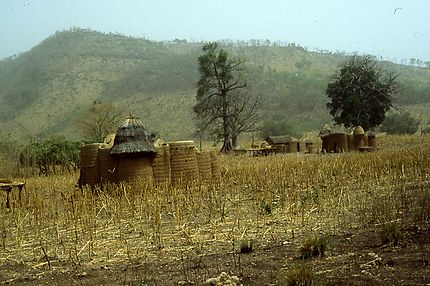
79,116,221,187
265,135,314,154
319,125,377,153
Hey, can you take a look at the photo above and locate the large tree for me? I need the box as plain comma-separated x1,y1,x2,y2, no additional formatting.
326,56,399,131
194,42,261,152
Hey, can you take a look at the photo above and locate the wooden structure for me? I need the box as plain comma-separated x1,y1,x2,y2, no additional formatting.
0,180,25,208
234,147,276,156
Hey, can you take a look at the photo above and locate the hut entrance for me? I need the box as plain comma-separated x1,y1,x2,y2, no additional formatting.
297,142,300,152
333,142,337,153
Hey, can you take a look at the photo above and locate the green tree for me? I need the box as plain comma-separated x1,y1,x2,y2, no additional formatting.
326,56,399,131
194,42,260,152
260,115,299,138
380,112,420,134
19,136,82,176
77,102,124,142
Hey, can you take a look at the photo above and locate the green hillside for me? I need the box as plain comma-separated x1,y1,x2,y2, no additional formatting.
0,28,429,142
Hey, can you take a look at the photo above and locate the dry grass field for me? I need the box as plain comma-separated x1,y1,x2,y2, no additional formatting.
1,134,429,285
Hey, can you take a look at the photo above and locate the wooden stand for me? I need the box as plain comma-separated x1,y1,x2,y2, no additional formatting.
0,182,25,208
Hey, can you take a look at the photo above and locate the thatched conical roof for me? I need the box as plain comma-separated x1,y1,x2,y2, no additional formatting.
110,115,156,155
353,126,365,135
319,124,332,137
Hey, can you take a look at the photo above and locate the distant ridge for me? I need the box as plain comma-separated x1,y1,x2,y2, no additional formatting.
0,28,429,141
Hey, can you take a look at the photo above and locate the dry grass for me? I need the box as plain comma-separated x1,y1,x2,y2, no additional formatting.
1,134,429,274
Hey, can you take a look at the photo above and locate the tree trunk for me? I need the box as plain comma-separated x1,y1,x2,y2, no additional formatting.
221,136,233,153
231,135,238,149
220,92,233,153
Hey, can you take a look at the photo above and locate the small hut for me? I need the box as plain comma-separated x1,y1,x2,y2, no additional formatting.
319,125,351,153
353,126,366,150
367,131,377,148
79,143,103,186
169,141,200,185
110,115,156,184
265,135,294,153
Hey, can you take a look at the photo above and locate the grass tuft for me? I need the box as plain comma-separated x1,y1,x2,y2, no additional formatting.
380,221,401,246
284,263,315,286
299,236,328,259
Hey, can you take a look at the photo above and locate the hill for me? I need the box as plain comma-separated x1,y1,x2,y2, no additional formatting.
0,28,429,142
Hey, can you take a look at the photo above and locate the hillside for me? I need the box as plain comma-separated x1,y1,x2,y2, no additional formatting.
0,28,429,142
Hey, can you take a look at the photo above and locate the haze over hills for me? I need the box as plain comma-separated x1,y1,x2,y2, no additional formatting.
0,28,429,142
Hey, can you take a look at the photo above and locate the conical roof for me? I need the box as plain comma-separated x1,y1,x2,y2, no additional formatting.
319,124,332,137
110,115,156,155
353,126,365,135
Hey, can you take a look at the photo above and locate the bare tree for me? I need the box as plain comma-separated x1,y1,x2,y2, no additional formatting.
194,42,261,152
77,102,124,142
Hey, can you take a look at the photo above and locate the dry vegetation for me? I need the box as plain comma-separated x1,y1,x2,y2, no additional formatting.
1,134,429,285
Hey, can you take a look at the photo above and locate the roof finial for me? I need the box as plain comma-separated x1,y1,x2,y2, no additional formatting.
127,111,137,119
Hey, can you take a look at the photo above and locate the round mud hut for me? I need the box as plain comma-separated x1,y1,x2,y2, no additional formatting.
151,144,171,186
319,125,332,153
168,141,200,186
367,131,377,149
109,115,156,184
320,132,348,153
353,126,366,150
79,143,103,186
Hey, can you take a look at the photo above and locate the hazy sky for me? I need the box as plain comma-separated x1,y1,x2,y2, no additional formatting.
1,0,429,62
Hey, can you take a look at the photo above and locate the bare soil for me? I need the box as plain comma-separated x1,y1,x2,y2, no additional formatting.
1,223,428,285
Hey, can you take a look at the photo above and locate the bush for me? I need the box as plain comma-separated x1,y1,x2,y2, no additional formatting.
239,238,255,254
299,236,328,259
284,263,315,286
380,221,401,246
380,112,420,134
21,136,82,176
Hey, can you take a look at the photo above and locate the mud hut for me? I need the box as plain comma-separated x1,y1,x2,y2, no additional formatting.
109,115,156,184
320,132,348,153
79,143,103,186
353,126,366,150
303,140,314,153
288,140,302,153
169,141,200,186
151,144,171,185
367,131,377,148
265,135,295,153
99,143,117,183
319,124,332,137
347,134,354,151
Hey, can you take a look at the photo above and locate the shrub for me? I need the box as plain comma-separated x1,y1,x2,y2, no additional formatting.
380,221,401,246
239,238,255,254
380,112,420,135
299,236,328,259
284,263,315,286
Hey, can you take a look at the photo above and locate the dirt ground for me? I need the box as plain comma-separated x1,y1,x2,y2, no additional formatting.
1,222,428,286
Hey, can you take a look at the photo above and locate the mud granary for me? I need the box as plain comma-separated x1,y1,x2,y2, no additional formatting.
319,125,377,153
